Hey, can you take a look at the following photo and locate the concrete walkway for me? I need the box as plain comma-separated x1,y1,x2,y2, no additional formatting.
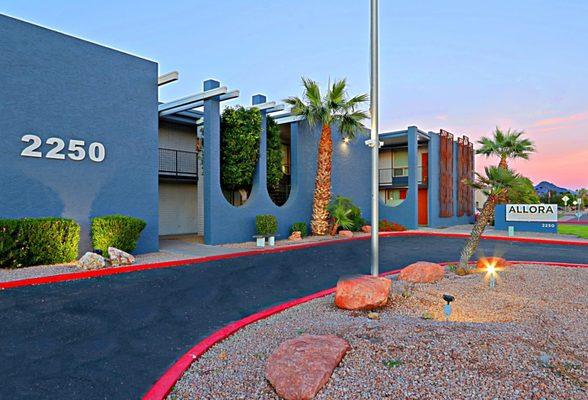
1,236,586,399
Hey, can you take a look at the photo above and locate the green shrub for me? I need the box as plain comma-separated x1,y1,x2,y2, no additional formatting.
91,215,146,254
289,222,308,237
221,106,262,191
328,196,365,232
0,218,80,268
266,116,284,190
256,214,278,236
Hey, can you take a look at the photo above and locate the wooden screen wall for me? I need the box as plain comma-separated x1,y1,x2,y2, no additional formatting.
457,135,475,216
439,129,454,217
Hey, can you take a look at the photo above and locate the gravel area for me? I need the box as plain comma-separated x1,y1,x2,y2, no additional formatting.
0,251,189,283
169,264,587,399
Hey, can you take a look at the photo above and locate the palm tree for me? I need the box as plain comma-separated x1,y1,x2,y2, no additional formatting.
477,127,535,170
285,78,368,235
457,166,527,273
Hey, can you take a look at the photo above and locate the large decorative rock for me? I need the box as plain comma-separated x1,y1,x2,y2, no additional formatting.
108,247,135,266
477,256,509,270
288,231,302,241
398,261,445,283
361,225,372,233
266,334,350,400
334,275,391,310
78,252,106,270
338,230,353,238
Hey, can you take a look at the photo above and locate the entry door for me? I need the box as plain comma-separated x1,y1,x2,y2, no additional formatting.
418,188,428,225
159,182,198,235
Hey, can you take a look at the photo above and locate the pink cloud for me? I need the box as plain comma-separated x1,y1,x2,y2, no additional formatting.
532,110,588,128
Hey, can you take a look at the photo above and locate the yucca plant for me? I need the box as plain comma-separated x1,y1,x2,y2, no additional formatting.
457,167,527,273
285,78,368,235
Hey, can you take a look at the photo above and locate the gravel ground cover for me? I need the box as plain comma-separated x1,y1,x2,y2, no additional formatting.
0,251,188,283
169,264,587,400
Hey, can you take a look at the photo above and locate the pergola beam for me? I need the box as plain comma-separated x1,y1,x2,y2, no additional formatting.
157,71,179,86
159,89,239,117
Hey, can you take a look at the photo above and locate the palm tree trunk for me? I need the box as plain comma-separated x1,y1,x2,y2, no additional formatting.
497,156,509,204
459,197,496,270
310,124,333,235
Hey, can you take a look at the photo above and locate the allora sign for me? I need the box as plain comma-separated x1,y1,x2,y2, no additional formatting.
505,204,557,222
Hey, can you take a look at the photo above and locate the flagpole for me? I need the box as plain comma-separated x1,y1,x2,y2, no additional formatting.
370,0,379,276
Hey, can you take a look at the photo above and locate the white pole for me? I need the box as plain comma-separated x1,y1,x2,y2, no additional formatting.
370,0,379,276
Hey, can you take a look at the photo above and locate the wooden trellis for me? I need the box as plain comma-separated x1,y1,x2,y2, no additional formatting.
456,135,475,217
439,129,454,217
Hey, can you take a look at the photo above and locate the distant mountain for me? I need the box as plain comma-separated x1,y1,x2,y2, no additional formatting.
534,181,575,196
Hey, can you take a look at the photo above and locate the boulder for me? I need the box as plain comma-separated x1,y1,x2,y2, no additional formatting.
288,231,302,241
334,275,391,310
477,256,509,270
78,252,106,270
266,334,350,400
398,261,445,283
361,225,372,233
108,247,135,266
338,230,353,238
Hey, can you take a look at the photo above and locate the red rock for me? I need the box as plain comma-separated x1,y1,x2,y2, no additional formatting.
477,256,510,270
398,261,445,283
266,334,350,400
361,225,372,233
334,275,391,310
288,231,302,241
338,230,353,238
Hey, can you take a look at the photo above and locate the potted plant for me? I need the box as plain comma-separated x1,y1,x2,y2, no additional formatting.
255,215,278,246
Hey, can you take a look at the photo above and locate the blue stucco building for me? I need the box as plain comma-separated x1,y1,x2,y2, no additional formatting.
0,14,474,252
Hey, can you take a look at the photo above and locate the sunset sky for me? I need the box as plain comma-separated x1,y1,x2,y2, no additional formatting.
3,0,586,189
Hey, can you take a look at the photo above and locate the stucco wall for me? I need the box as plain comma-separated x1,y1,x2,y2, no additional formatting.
0,15,159,253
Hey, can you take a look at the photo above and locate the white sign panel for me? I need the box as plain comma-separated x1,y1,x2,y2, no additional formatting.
506,204,557,222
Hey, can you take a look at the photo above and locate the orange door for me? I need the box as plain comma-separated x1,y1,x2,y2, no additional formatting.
421,152,428,183
418,188,428,225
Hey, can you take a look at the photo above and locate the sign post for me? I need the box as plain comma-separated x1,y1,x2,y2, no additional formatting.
495,204,559,233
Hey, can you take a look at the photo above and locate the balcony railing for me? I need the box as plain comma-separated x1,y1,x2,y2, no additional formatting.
379,166,426,186
159,148,198,180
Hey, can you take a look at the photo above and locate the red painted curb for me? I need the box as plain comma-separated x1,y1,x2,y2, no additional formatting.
141,269,402,400
141,260,588,400
1,231,586,290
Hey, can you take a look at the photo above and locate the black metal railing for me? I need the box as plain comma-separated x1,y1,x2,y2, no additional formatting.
378,166,426,186
159,148,198,180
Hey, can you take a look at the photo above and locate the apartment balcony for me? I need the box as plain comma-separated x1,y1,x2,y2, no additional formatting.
159,148,198,181
378,166,427,187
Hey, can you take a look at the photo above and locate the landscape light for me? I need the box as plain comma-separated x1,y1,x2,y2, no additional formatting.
442,294,454,321
482,259,499,288
343,137,350,144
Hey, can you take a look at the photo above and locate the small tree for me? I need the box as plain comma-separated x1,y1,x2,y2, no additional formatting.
458,167,526,273
220,106,262,192
507,176,540,204
266,116,284,190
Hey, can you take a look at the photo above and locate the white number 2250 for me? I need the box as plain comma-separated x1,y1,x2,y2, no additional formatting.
21,134,106,163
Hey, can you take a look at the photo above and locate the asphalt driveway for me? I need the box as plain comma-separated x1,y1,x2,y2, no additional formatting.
1,236,586,399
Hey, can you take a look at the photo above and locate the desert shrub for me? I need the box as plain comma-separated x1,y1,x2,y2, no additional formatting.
0,218,80,268
289,222,308,237
256,215,278,236
379,219,407,232
328,196,365,232
91,215,146,254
